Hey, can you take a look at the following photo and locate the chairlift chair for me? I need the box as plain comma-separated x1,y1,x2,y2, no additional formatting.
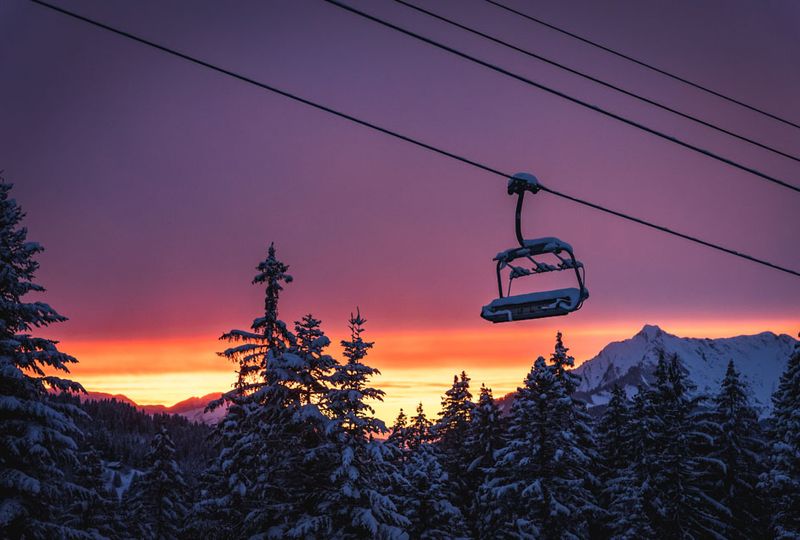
481,173,589,323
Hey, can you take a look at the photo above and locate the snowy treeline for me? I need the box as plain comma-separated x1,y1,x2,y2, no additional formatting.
2,179,800,539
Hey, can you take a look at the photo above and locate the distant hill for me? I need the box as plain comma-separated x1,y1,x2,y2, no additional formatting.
81,391,226,425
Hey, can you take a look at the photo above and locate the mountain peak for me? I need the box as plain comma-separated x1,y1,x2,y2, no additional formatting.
636,324,665,340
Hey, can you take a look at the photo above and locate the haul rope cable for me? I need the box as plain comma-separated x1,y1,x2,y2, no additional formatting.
484,0,800,131
322,0,800,193
391,0,800,164
28,0,800,278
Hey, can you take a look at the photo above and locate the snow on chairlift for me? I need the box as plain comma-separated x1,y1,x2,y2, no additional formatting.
481,173,589,323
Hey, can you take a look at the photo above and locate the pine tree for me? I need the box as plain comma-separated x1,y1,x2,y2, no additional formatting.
408,402,433,451
595,385,630,534
64,448,122,539
487,333,598,539
321,309,409,539
549,331,580,394
294,313,337,406
388,408,411,459
403,443,469,539
464,384,504,538
207,244,296,537
209,242,295,523
435,372,474,446
640,353,724,538
486,357,547,538
465,384,503,478
595,384,655,539
434,371,474,511
709,360,767,539
206,245,335,537
596,385,631,485
762,341,800,538
0,181,88,539
128,427,188,540
548,331,601,535
185,458,234,540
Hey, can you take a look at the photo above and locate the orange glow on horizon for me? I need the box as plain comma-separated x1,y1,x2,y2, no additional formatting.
59,317,797,421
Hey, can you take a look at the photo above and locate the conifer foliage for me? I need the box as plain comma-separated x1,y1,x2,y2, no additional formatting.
409,402,433,451
434,371,474,511
0,181,87,539
128,427,188,540
464,384,503,536
486,334,598,540
322,309,409,539
763,340,800,538
402,443,468,539
710,360,766,539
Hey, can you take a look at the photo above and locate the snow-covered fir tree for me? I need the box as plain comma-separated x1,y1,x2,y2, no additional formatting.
388,408,411,459
205,244,296,536
192,394,249,537
294,313,337,406
464,384,504,538
402,443,469,540
204,245,335,537
595,384,655,539
64,448,122,539
637,353,723,538
485,357,549,538
549,331,580,395
547,331,601,534
186,455,236,540
762,340,800,538
434,371,474,511
128,427,188,540
0,181,88,539
220,243,295,393
435,371,474,445
601,394,655,539
408,402,433,451
321,309,409,539
487,336,597,539
708,360,767,539
596,385,632,485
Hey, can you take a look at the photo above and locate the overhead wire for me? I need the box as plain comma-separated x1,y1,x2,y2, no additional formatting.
483,0,800,131
322,0,800,194
27,0,800,278
391,0,800,164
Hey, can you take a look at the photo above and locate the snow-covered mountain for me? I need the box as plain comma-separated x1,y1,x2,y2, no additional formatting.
573,324,797,416
81,391,226,425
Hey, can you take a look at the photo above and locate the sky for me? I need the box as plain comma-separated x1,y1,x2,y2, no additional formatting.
2,0,798,421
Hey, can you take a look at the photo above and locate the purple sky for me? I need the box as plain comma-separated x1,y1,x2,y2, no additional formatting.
2,0,798,344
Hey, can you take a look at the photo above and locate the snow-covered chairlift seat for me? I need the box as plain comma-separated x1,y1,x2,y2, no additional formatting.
481,288,582,323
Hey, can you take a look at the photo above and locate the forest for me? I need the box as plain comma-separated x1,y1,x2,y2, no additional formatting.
2,177,800,540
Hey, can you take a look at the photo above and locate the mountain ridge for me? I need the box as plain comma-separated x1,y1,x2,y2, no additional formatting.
572,324,797,415
79,391,225,424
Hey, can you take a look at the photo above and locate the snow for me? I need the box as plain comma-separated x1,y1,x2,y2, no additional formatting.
507,172,540,194
484,288,580,309
573,325,797,415
495,237,574,262
103,461,141,500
